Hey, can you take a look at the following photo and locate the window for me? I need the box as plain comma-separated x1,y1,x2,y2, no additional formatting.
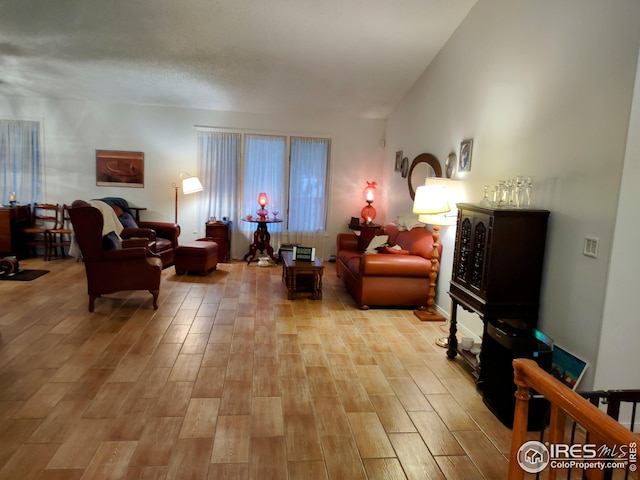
197,129,330,259
0,120,43,206
289,137,330,232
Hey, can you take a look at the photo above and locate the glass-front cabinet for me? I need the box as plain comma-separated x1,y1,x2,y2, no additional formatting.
447,203,550,372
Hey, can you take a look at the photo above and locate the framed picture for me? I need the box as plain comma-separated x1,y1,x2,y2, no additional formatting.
400,157,409,178
445,152,456,178
96,150,144,187
551,344,588,391
459,139,473,172
293,246,316,261
395,150,403,171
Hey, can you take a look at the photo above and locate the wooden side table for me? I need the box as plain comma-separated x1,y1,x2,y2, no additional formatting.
281,250,324,300
242,218,282,264
205,221,232,262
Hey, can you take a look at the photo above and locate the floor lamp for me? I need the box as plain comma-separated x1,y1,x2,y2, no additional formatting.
173,172,203,224
412,178,460,322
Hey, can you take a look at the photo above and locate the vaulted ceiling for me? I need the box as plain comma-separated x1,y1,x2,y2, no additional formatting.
1,0,477,119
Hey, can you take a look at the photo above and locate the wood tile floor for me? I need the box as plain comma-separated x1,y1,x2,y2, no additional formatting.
0,257,516,479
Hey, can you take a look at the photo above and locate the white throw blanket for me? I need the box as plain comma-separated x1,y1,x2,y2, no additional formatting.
69,200,124,259
88,200,124,237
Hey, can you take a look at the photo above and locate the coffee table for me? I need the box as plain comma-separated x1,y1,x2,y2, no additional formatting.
281,250,324,300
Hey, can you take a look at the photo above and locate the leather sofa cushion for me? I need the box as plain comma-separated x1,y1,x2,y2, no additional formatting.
393,227,433,258
155,238,173,253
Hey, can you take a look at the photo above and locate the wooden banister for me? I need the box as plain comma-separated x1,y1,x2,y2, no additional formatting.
508,358,638,480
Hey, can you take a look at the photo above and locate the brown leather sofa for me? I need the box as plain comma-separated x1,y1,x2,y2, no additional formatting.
97,197,180,268
336,224,441,309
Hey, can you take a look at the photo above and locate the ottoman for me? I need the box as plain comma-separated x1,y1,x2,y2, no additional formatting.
174,240,219,275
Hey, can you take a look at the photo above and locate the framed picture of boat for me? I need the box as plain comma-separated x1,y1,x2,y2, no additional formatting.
96,150,144,187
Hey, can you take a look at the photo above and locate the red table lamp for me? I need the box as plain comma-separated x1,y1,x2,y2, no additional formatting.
361,181,378,224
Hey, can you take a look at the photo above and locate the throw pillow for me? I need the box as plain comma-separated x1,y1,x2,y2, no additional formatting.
365,234,389,254
119,212,138,228
111,205,124,217
382,245,410,255
102,231,122,250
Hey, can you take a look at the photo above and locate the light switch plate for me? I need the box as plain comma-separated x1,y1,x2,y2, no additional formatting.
583,236,599,258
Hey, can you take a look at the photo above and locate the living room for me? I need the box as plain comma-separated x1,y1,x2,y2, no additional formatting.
1,0,640,476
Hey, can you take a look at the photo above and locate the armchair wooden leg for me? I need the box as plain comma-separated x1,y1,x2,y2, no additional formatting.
150,290,159,309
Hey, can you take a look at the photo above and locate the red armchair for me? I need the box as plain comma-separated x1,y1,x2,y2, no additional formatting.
97,197,180,268
69,204,162,312
120,220,180,267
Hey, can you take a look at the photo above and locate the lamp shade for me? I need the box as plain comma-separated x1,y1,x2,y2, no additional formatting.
413,185,450,216
182,176,204,195
363,181,377,203
258,192,268,207
413,178,463,226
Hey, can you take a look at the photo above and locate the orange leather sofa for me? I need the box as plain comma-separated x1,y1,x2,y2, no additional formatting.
336,224,441,310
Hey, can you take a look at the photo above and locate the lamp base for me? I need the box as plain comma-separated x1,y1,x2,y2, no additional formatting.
413,308,446,322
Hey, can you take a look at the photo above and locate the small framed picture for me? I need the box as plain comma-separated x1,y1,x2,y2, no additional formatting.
293,246,316,262
459,139,473,172
445,152,456,178
395,151,403,171
401,157,409,178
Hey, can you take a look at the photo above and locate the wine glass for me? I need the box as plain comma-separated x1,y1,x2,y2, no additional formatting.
272,207,279,219
525,176,534,207
479,185,490,206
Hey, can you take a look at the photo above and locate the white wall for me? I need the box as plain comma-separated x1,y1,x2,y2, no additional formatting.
384,0,640,389
1,97,386,259
595,49,640,390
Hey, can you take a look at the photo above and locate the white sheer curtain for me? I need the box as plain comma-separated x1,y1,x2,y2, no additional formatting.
0,120,42,206
197,130,330,260
197,131,241,258
285,137,330,258
241,135,286,254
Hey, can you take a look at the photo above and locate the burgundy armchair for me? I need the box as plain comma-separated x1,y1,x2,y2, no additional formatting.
97,197,180,268
120,221,180,267
69,204,162,312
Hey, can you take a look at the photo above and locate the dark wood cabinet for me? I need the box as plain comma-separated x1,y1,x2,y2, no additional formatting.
0,206,31,257
205,221,232,262
446,203,550,375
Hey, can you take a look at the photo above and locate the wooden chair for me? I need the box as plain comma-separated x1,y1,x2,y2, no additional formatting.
45,204,73,261
22,203,59,257
68,204,162,312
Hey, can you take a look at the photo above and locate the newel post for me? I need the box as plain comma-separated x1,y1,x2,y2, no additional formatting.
508,360,531,480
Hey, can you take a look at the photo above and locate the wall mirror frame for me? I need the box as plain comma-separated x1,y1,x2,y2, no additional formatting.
407,153,443,200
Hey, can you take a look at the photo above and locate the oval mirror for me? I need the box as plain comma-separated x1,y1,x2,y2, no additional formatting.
407,153,443,200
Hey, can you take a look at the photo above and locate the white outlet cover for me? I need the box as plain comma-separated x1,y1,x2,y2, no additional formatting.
583,236,599,258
